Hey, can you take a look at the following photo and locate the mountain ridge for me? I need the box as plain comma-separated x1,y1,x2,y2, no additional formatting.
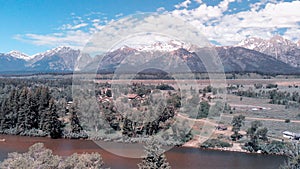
0,35,299,74
238,36,300,67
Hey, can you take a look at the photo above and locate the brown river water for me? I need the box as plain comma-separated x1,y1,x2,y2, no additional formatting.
0,135,286,169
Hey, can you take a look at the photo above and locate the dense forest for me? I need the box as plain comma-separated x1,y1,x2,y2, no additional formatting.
0,78,85,138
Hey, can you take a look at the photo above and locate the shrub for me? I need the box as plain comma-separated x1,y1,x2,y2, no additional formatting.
200,139,232,148
156,84,174,90
260,141,286,154
0,143,105,169
197,101,210,119
266,84,278,89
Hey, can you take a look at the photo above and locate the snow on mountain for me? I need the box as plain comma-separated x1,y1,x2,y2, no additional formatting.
237,36,300,67
6,50,33,61
237,37,265,50
31,46,76,62
110,35,193,52
28,46,81,71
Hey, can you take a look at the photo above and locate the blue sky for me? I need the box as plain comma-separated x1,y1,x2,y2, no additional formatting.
1,0,299,55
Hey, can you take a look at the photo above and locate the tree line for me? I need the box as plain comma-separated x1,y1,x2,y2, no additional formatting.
0,85,83,139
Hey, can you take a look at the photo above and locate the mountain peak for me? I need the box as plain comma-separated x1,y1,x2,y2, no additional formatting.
32,46,77,59
237,37,264,49
269,35,293,46
237,35,300,67
43,46,75,55
7,50,32,61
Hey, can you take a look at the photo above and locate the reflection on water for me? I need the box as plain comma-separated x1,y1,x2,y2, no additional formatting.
0,135,285,169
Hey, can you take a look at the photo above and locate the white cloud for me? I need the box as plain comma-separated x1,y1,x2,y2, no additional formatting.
59,22,88,30
14,30,91,50
171,0,300,45
115,13,123,17
14,0,300,50
175,0,191,9
194,0,202,4
14,12,109,49
157,7,165,12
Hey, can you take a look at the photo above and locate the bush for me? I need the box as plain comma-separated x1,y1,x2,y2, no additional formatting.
156,84,174,90
200,139,232,148
0,143,105,169
62,131,88,139
266,84,278,89
197,101,210,119
260,141,286,154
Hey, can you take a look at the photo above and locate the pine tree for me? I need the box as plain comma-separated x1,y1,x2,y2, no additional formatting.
0,98,10,130
39,98,62,138
0,89,19,130
138,138,171,169
16,87,30,132
69,104,83,133
48,98,63,139
25,90,39,130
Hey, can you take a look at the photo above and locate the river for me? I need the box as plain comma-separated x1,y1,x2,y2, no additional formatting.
0,135,285,169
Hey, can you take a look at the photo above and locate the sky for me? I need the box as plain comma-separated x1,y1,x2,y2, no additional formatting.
0,0,299,55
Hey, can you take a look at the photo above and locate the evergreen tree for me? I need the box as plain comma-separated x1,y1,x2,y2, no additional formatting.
122,118,133,137
138,138,171,169
16,87,30,132
39,98,62,138
26,91,39,130
0,89,20,130
0,98,11,130
69,104,83,133
48,98,63,139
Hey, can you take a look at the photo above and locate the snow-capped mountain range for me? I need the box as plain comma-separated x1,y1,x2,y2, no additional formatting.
0,35,299,74
0,46,80,73
7,51,33,61
238,36,300,67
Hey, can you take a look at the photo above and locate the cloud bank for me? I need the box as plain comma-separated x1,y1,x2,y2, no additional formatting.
14,0,300,48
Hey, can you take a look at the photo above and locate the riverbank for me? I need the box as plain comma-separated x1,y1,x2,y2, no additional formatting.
0,134,286,169
0,132,277,156
183,138,248,153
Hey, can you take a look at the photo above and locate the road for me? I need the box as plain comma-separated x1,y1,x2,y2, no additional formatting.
222,114,300,123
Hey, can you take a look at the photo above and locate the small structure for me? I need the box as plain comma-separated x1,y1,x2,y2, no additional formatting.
127,94,140,100
216,125,227,131
98,96,113,103
283,131,300,140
